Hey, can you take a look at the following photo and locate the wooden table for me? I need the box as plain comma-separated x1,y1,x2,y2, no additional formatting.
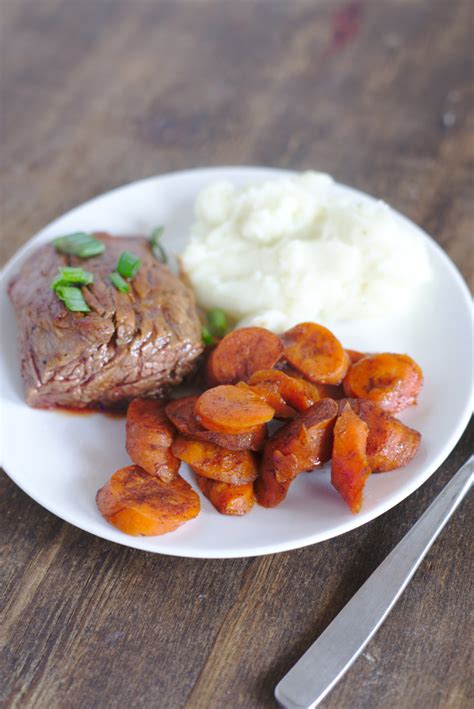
1,1,472,707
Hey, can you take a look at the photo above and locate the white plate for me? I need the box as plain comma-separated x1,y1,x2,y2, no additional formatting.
1,167,472,558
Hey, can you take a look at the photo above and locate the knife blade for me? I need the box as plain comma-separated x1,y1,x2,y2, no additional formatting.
275,455,473,709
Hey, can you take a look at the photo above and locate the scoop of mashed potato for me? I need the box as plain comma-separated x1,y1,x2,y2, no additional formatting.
182,172,432,332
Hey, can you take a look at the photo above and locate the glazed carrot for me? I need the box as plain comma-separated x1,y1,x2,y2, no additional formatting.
206,327,284,385
313,383,345,400
269,398,339,483
331,404,371,514
237,379,295,419
339,398,421,472
282,365,345,401
196,475,255,515
346,349,367,364
248,369,321,413
96,466,200,536
165,396,266,451
195,385,275,434
255,399,339,507
254,448,291,508
126,398,180,482
282,322,349,385
343,353,423,413
172,437,258,484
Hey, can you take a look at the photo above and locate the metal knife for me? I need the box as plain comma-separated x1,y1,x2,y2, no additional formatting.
275,455,473,709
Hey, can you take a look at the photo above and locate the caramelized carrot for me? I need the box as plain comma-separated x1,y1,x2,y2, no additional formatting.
346,349,367,364
254,448,291,508
126,398,180,482
96,466,200,536
255,399,339,507
165,396,266,451
331,404,371,513
172,437,258,484
196,476,255,515
283,365,345,400
339,398,421,472
248,369,321,413
343,353,423,413
237,379,295,419
269,398,339,482
206,327,284,385
195,385,275,433
282,322,349,385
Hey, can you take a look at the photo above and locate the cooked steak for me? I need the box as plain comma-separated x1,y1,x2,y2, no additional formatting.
8,233,203,408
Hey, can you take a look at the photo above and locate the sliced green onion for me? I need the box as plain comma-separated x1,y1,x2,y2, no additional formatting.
151,226,164,241
207,308,228,339
150,226,168,263
54,285,90,312
117,250,141,279
109,271,130,293
53,232,105,258
51,267,94,291
201,326,214,346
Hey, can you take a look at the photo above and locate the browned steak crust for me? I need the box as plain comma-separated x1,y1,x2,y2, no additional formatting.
8,233,203,408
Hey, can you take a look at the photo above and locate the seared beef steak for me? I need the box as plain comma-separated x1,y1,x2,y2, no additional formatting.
8,233,203,408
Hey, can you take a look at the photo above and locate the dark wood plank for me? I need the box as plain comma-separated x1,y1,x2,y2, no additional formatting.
1,1,472,707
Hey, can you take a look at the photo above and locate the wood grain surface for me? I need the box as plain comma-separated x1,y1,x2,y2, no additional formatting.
1,1,472,707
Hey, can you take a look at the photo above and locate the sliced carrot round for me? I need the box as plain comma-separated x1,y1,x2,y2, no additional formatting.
96,466,200,536
346,349,367,364
237,378,295,419
282,322,349,385
196,476,255,515
248,369,321,413
342,353,423,413
172,436,258,484
165,396,266,451
338,398,421,472
254,448,291,508
126,398,180,482
195,385,275,433
206,327,284,385
331,403,371,514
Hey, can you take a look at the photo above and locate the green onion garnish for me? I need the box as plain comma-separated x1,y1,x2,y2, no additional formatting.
150,226,167,263
117,250,141,279
207,308,228,339
54,285,90,312
201,326,214,346
109,271,130,293
51,267,94,291
53,232,105,258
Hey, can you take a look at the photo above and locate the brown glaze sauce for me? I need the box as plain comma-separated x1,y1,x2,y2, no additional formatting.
54,405,127,419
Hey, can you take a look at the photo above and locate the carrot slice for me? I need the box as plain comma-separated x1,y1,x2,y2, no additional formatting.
343,353,423,413
196,475,255,515
282,322,349,385
126,398,180,482
96,466,200,536
172,437,258,484
331,404,371,513
165,396,266,451
255,399,339,507
206,327,284,385
283,365,345,401
195,385,275,433
346,349,367,364
269,398,339,481
339,398,421,472
237,379,295,419
254,448,291,508
248,369,321,414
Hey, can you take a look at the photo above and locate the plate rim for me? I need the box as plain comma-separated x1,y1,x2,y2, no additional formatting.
1,165,473,558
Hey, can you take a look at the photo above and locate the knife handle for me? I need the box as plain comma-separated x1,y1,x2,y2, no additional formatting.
275,456,473,709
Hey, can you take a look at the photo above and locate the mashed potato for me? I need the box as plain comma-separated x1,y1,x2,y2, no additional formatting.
181,172,432,332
